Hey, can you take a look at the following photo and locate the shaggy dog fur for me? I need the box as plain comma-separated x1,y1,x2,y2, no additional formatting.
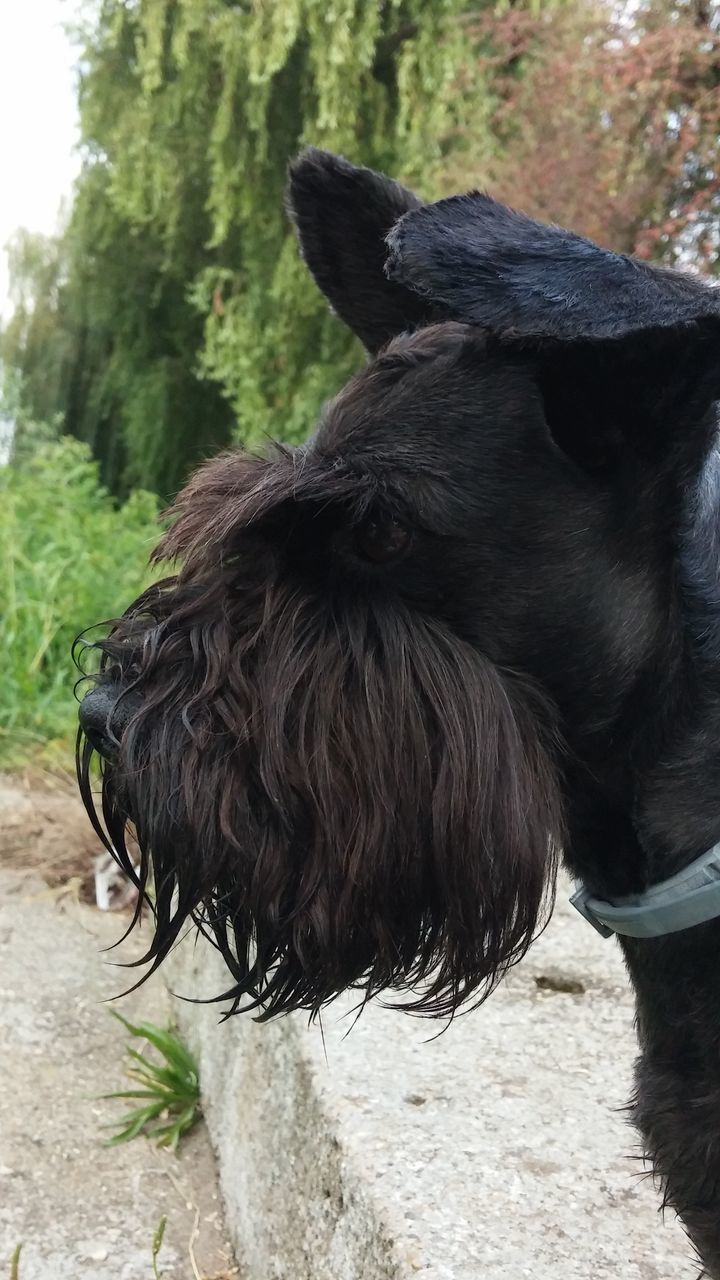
78,149,720,1275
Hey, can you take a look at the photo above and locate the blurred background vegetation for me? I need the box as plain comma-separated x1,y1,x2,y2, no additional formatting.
1,0,719,766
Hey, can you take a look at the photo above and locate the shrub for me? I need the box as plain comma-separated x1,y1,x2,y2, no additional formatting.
0,437,159,765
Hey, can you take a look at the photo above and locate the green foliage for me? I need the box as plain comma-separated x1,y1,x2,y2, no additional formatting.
1,361,64,468
1,231,70,433
2,0,537,498
101,1013,201,1152
0,437,159,765
76,0,489,459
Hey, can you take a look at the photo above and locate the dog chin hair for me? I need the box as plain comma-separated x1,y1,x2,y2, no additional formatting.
77,449,563,1021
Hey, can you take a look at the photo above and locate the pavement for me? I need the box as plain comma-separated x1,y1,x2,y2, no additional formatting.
0,860,237,1280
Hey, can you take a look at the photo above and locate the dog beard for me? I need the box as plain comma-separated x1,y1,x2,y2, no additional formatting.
77,450,563,1020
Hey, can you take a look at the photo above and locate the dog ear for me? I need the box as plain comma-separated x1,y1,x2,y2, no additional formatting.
286,148,438,353
385,193,720,343
386,195,720,470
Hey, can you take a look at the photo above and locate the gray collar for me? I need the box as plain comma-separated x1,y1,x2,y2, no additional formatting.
570,843,720,938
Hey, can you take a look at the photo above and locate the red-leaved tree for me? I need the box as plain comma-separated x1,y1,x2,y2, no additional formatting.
441,1,720,269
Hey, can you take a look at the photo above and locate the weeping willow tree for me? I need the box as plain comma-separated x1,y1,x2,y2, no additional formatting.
3,0,554,497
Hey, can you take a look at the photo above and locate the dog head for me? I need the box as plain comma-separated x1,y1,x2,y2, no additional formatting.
77,150,720,1018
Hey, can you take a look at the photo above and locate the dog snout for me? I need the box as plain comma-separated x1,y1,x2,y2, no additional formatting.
79,684,140,760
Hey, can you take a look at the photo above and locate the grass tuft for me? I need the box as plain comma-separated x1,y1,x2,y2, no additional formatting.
101,1012,201,1151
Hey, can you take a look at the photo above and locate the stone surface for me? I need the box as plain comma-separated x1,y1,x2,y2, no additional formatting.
0,863,237,1280
167,883,698,1280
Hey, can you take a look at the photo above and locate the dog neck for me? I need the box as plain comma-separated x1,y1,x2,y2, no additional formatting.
563,439,720,899
633,442,720,883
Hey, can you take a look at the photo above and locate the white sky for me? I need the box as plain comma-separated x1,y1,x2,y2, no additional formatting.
0,0,82,320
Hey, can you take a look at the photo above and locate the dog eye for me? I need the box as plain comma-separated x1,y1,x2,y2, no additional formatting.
354,515,411,564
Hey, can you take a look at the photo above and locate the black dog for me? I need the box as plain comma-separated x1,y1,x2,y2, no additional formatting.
78,149,720,1274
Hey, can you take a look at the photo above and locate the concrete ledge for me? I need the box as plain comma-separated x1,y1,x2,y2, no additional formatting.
166,887,694,1280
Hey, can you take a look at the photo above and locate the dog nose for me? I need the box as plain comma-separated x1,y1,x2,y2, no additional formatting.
79,684,137,760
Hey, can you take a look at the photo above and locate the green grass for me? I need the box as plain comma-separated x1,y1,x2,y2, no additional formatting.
101,1012,201,1151
152,1217,167,1280
0,438,159,767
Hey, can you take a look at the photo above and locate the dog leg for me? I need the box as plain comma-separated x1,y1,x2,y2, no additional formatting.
626,935,720,1278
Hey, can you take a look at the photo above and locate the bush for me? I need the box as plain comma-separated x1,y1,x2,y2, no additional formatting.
0,437,159,765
